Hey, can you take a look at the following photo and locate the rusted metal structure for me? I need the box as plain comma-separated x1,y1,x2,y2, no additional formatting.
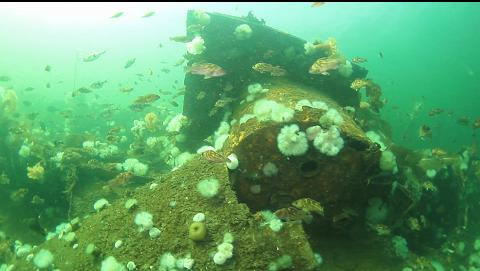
182,11,382,228
182,10,368,151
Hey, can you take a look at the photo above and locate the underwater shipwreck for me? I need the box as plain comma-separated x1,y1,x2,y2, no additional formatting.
1,10,480,271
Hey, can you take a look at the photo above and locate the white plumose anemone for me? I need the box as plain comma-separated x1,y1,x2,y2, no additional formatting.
233,24,252,40
277,124,309,156
313,126,344,156
186,36,206,55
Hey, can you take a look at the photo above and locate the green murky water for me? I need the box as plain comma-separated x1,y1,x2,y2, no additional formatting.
1,3,479,271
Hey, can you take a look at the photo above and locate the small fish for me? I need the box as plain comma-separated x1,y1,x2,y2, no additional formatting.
72,87,92,97
214,98,235,108
187,24,205,33
129,103,150,112
292,198,325,216
169,36,193,43
196,91,206,100
263,49,275,59
119,87,134,93
474,118,480,129
431,148,448,157
379,52,384,59
224,82,233,92
173,90,186,98
133,94,160,104
209,107,219,117
142,11,155,18
173,58,186,67
0,172,10,185
46,83,51,88
31,195,45,205
90,80,108,89
369,224,391,236
104,172,134,190
8,126,25,135
189,63,226,79
44,65,51,72
108,127,122,135
252,62,286,76
457,117,470,126
46,105,59,112
310,38,337,56
27,113,40,120
170,101,179,107
100,107,120,118
428,108,444,117
59,110,73,118
0,75,11,81
24,87,34,92
124,58,136,69
350,78,370,91
83,51,106,62
158,43,163,48
106,134,121,143
407,217,422,231
419,125,432,140
161,68,171,73
53,140,64,147
10,188,29,201
351,57,368,64
77,87,92,93
202,150,231,163
422,181,437,192
309,56,344,75
311,2,325,7
159,90,172,95
22,101,32,107
332,208,359,224
101,103,116,108
110,12,124,18
418,156,460,172
274,207,309,221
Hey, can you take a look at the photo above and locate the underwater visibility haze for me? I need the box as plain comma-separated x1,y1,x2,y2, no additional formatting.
0,2,480,270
